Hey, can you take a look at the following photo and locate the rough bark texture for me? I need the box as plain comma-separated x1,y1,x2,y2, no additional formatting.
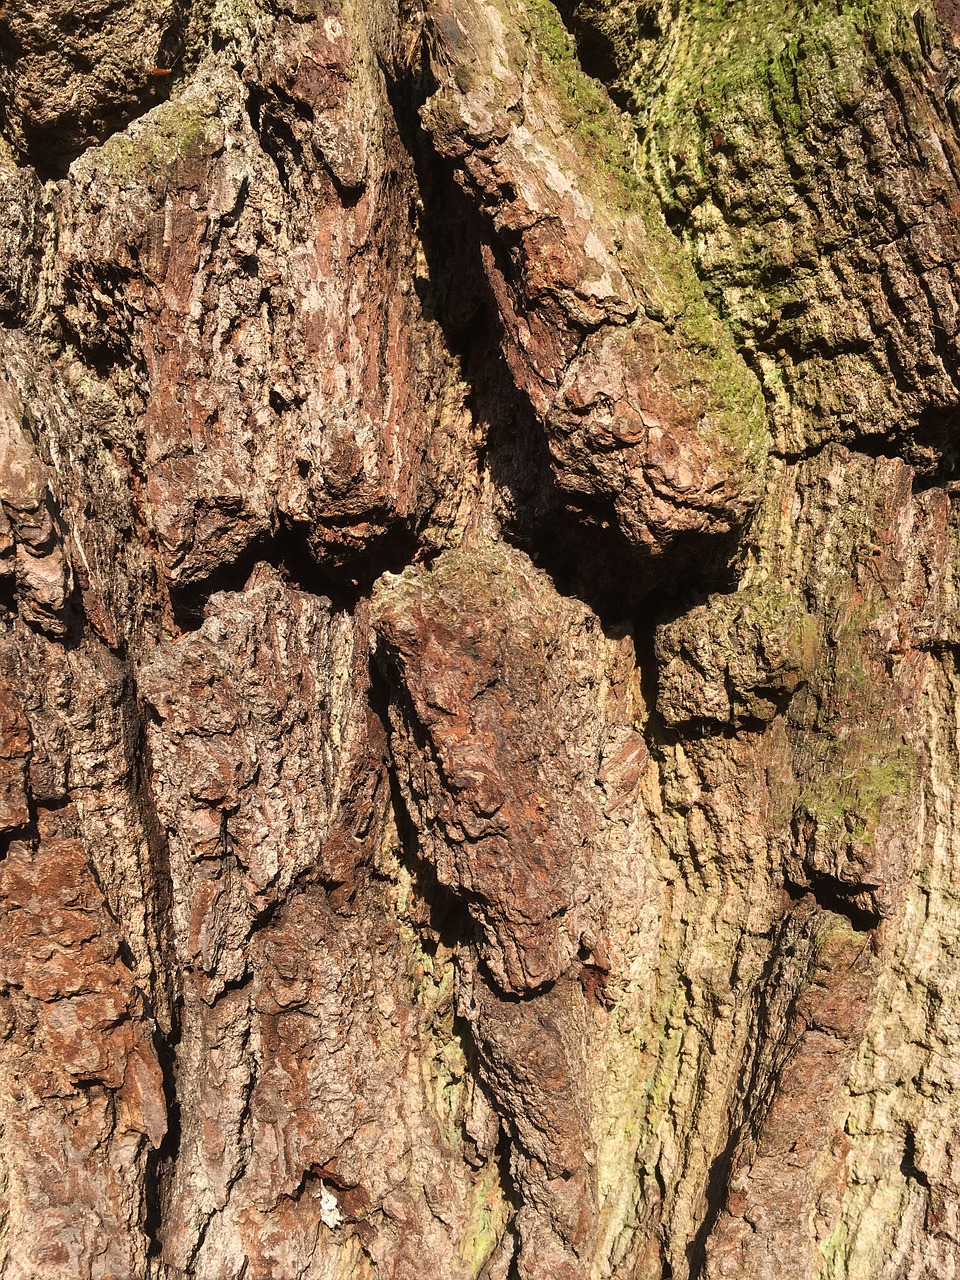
2,0,960,1276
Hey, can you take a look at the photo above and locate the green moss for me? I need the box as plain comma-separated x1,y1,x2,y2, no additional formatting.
410,948,511,1275
0,134,18,172
458,1159,511,1275
740,585,816,652
590,977,691,1273
596,980,688,1192
383,860,511,1277
98,95,221,184
556,0,937,459
430,0,768,478
670,285,768,468
209,0,251,39
677,0,918,112
796,739,914,844
818,1216,851,1278
637,0,925,208
520,0,643,210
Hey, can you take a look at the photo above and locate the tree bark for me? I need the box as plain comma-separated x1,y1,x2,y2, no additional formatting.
0,0,959,1276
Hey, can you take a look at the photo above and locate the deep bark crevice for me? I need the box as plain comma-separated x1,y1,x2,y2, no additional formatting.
786,876,882,935
168,518,420,629
385,26,749,634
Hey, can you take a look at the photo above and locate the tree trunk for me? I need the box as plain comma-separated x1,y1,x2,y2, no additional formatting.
0,0,959,1275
